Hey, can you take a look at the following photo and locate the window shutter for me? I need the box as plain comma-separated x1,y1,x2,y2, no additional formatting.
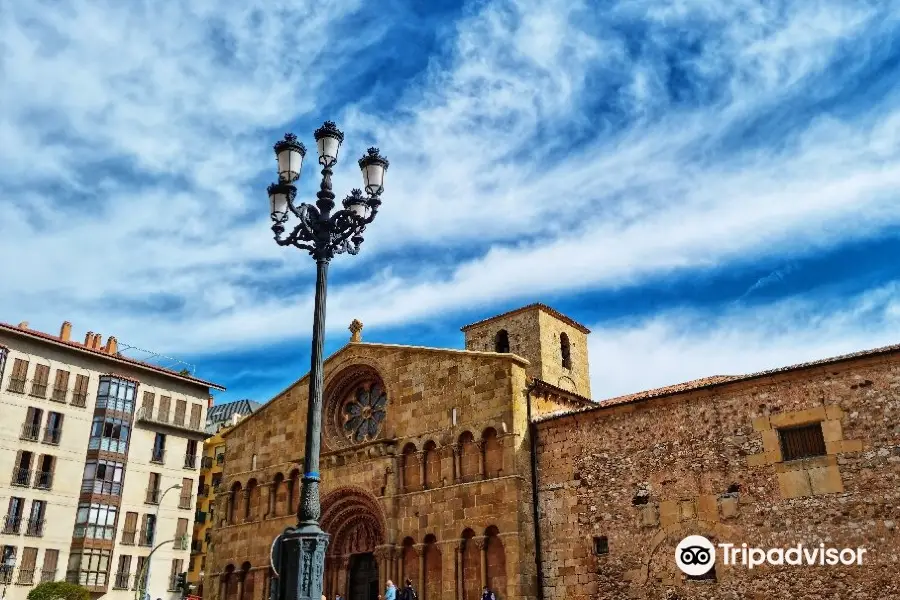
174,400,186,426
73,375,89,406
32,365,49,396
42,549,59,578
53,370,70,402
159,396,171,421
189,404,202,428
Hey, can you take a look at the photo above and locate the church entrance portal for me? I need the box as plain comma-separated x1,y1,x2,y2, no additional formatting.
348,553,379,600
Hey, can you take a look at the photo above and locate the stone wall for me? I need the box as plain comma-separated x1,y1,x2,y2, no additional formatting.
535,353,900,599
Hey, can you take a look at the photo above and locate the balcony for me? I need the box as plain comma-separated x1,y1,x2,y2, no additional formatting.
2,515,22,534
184,454,198,469
7,376,26,394
72,391,87,408
191,540,203,554
51,385,68,403
195,510,207,524
113,571,131,589
34,470,53,490
150,448,166,464
11,467,31,487
145,488,160,505
30,380,48,398
20,423,40,442
201,456,213,469
39,569,56,583
0,565,13,585
25,518,45,537
178,495,194,510
216,454,225,465
135,406,206,437
173,536,189,551
17,567,35,585
168,574,179,591
121,529,137,545
43,427,62,445
198,484,209,497
139,530,154,547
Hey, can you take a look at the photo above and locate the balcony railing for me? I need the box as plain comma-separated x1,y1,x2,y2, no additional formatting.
39,569,56,583
135,406,205,435
198,484,209,497
150,448,166,464
178,495,194,510
34,470,53,490
43,427,62,445
2,515,22,534
113,571,131,589
201,456,213,469
122,529,137,545
216,454,225,465
173,535,189,551
168,574,179,591
191,540,203,553
0,565,14,585
72,391,88,407
139,530,154,547
11,467,32,487
145,488,160,504
7,376,26,394
51,385,68,403
20,423,40,441
30,379,48,398
25,518,45,537
184,454,198,469
17,567,35,585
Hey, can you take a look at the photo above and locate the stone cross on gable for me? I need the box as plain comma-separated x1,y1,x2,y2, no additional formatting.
349,319,364,343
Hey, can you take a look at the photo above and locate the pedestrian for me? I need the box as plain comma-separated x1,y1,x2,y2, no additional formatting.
401,579,418,600
335,592,344,600
385,580,397,600
481,585,496,600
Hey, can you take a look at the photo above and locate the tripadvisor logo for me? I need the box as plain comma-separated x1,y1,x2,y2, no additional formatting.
676,535,867,574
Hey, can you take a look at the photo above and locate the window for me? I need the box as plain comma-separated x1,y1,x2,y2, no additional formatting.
168,559,183,591
34,455,55,489
74,503,118,540
174,399,186,426
21,407,43,441
40,549,58,583
158,396,171,421
121,512,138,545
0,347,7,387
174,519,188,548
134,556,146,590
185,440,198,469
26,500,46,536
179,479,193,509
139,514,156,546
12,451,33,486
8,358,28,393
593,536,609,555
4,497,24,534
17,547,37,585
96,376,137,413
52,369,70,402
114,555,132,589
152,433,166,463
146,473,161,504
251,454,257,470
189,404,202,428
494,329,510,353
560,332,571,369
44,411,64,445
1,546,16,585
89,416,130,454
779,423,827,461
66,548,111,587
82,459,125,495
30,364,50,397
72,374,89,407
142,391,155,415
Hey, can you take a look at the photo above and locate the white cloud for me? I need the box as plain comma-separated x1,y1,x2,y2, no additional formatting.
587,282,900,399
0,0,899,361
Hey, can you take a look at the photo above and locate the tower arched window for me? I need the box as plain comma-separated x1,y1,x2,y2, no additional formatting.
494,330,510,353
560,333,571,369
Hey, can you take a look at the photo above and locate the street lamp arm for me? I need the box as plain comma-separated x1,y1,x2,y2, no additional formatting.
134,538,182,600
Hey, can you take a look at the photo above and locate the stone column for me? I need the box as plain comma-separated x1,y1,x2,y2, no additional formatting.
475,442,485,480
262,484,272,519
394,546,402,584
374,546,392,591
414,544,425,600
338,556,350,598
418,452,427,490
454,541,463,600
237,571,245,600
451,445,461,483
242,490,251,522
473,537,487,588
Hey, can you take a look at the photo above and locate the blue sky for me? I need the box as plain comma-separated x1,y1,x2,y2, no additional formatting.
1,0,899,405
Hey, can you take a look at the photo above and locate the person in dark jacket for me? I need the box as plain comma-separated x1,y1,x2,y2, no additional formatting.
481,585,496,600
400,579,418,600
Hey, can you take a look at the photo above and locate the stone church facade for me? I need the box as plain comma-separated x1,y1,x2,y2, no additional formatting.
206,303,900,600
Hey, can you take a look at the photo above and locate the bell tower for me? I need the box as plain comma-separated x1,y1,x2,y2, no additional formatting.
461,303,592,398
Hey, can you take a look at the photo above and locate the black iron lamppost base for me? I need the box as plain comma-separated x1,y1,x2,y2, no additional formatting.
271,523,329,600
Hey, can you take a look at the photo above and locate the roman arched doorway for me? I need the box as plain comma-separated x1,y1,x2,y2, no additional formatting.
321,488,386,600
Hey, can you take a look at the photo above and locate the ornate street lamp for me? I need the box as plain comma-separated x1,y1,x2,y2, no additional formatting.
267,122,388,600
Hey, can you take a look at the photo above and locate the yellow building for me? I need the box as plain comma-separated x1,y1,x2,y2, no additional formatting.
188,400,260,598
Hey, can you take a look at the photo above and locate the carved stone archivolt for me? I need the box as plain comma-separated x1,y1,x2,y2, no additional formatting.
323,364,390,451
321,487,387,558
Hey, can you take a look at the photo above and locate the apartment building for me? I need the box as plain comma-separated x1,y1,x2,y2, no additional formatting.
0,320,224,600
188,400,260,598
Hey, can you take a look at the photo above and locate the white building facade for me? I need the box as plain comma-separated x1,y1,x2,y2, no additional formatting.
0,321,224,600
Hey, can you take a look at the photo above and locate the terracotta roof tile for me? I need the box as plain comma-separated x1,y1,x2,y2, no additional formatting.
0,321,225,391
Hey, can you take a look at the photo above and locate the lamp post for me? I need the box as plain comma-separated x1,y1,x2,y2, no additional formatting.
142,484,182,600
266,122,388,600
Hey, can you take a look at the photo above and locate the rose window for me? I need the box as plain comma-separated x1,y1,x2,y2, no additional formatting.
342,384,387,443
